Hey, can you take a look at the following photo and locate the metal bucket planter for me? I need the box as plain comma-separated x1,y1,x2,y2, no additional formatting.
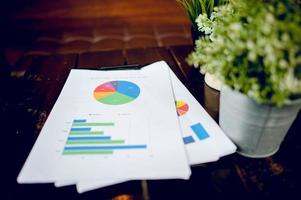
219,86,301,158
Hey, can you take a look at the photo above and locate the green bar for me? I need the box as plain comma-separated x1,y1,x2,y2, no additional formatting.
63,150,113,155
72,122,114,126
66,139,125,145
69,131,104,135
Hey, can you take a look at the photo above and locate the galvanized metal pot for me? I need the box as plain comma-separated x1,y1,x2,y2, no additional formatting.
219,86,301,158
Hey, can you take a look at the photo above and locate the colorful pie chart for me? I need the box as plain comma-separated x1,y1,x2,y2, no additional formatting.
94,81,140,105
176,100,189,116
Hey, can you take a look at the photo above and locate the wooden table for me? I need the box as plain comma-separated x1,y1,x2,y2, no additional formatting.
1,45,300,200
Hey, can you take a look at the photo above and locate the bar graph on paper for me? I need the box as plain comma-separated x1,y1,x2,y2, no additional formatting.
176,100,210,145
183,123,210,145
63,119,147,155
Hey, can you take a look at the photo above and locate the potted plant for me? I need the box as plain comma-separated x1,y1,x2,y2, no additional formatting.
176,0,228,41
187,0,301,157
177,0,229,90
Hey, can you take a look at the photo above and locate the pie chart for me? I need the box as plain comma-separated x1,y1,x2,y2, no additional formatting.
94,81,140,105
176,100,189,116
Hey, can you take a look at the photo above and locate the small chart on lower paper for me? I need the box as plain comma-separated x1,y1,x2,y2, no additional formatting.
175,100,189,116
175,100,209,145
63,118,147,155
183,123,210,145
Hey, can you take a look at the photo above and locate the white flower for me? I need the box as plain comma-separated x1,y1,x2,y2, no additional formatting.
246,40,255,49
202,26,213,34
281,33,290,42
279,59,288,69
262,25,271,35
248,51,257,62
284,69,301,93
266,13,275,23
230,23,241,32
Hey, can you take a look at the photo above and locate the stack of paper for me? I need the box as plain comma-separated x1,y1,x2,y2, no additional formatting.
17,61,236,193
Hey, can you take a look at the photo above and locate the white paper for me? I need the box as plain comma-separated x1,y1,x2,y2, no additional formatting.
54,179,124,194
77,178,127,193
73,63,236,193
169,70,236,158
54,181,76,187
54,179,126,193
17,61,191,183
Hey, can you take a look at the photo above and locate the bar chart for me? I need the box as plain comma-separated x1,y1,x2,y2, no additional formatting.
63,119,147,155
183,123,210,145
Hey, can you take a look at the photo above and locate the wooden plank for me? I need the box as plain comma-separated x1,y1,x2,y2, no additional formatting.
125,47,163,66
169,45,205,90
78,50,125,68
0,79,43,177
11,55,45,78
169,45,194,80
2,100,40,200
0,79,42,115
0,79,67,135
125,47,187,83
38,80,66,114
4,0,189,30
24,54,77,81
169,45,206,106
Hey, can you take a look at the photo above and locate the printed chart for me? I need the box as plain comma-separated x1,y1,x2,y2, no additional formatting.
17,63,192,185
175,100,209,145
176,100,189,116
183,123,210,145
94,81,140,105
63,119,147,155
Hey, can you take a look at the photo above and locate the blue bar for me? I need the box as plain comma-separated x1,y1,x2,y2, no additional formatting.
68,136,111,140
64,145,147,150
70,128,91,131
183,136,195,144
73,119,87,123
191,123,209,140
